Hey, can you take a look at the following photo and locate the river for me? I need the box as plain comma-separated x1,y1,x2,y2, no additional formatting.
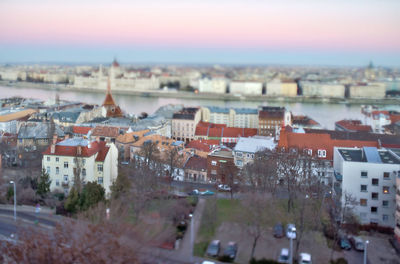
1,85,399,130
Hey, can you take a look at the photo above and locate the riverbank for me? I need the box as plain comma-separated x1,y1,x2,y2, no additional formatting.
2,80,400,105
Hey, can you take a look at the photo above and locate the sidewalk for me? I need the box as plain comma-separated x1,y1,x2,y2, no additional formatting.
0,204,55,215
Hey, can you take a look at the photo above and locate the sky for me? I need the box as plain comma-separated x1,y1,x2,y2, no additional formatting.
1,0,400,66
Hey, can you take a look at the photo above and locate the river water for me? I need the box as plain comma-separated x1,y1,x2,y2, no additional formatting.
1,85,399,129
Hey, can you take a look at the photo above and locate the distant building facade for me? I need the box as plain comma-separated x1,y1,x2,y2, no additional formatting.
229,81,263,95
171,107,201,142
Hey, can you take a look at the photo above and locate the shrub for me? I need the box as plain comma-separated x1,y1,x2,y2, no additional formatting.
330,258,348,264
249,258,281,264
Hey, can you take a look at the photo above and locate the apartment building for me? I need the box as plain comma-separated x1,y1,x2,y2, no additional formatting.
42,137,118,196
198,78,227,94
349,83,386,99
201,106,258,128
207,148,235,183
394,149,400,243
258,107,291,137
233,137,276,168
229,81,263,95
266,79,298,97
171,107,201,142
333,147,400,228
299,82,345,98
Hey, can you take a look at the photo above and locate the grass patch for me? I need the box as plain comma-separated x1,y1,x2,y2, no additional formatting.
194,241,209,257
217,199,241,223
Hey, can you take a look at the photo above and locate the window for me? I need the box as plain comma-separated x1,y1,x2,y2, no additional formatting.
372,178,379,186
383,186,389,194
307,149,312,156
382,214,389,222
211,160,217,166
251,154,254,158
361,171,368,178
64,175,68,182
56,179,60,186
56,157,59,162
97,164,103,172
98,177,103,184
47,156,50,161
46,166,50,174
56,167,59,175
371,207,377,213
236,160,243,166
382,200,389,207
82,159,85,166
383,172,390,179
64,162,68,168
317,149,326,158
371,192,378,200
360,185,367,192
236,152,242,157
82,169,86,177
211,170,217,175
360,199,367,206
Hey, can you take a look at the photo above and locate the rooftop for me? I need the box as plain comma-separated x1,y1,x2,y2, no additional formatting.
234,137,276,153
337,147,400,164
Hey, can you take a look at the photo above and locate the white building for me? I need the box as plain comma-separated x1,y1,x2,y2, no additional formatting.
233,136,276,168
42,137,118,196
229,81,263,95
201,107,259,128
198,78,227,94
300,82,345,98
333,147,400,228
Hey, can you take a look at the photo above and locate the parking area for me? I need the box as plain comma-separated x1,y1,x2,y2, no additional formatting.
212,222,344,264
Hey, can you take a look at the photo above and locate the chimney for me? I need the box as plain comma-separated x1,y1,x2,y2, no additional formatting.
52,133,58,145
50,144,56,154
77,145,82,156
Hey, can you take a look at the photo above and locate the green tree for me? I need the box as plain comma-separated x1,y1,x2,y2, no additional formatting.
36,169,51,198
110,173,131,200
64,187,80,214
80,182,105,211
6,186,14,202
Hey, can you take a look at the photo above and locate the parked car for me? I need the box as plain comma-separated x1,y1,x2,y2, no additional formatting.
286,224,297,239
339,236,351,250
277,248,290,263
218,184,231,192
299,253,312,264
201,261,215,264
349,236,365,251
273,223,285,238
200,190,215,196
188,189,200,196
223,241,238,260
206,240,221,257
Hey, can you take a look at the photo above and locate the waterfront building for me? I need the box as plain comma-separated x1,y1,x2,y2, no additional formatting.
171,107,201,142
299,81,345,98
42,137,118,196
198,78,227,94
349,83,386,99
266,78,298,97
229,81,263,95
333,147,400,229
201,106,258,128
258,106,291,138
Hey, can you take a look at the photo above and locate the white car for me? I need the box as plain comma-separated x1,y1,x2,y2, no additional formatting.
277,248,290,263
286,224,297,239
218,184,231,192
299,253,312,264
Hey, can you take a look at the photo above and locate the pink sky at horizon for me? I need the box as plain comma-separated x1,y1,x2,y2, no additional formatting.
1,0,400,53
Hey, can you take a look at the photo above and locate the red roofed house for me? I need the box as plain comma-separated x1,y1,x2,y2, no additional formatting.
42,136,118,196
91,126,121,143
72,126,92,137
194,122,257,143
186,139,220,153
183,155,208,182
335,120,372,132
102,78,123,118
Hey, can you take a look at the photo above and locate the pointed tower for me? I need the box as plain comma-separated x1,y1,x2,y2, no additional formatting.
102,78,123,118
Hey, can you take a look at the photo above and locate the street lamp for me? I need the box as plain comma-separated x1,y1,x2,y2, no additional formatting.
9,181,16,221
363,240,369,264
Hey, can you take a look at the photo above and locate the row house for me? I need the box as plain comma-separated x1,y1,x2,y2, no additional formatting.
333,147,400,229
171,107,201,142
266,78,298,97
183,155,208,182
42,137,118,196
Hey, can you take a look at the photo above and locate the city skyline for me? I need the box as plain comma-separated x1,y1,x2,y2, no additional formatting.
1,0,400,66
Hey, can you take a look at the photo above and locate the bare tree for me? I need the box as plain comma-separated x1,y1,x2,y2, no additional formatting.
220,160,239,199
138,141,160,166
164,146,180,179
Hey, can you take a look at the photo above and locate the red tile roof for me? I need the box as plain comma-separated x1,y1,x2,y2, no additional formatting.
73,126,92,135
186,139,220,152
95,146,110,162
91,126,120,138
335,120,372,132
195,124,257,138
184,155,207,171
43,141,108,160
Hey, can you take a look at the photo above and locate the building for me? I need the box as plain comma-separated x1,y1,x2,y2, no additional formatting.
17,122,64,149
183,155,208,182
300,82,345,98
171,107,201,142
335,120,372,133
102,79,123,118
333,147,400,228
393,149,400,242
194,122,258,143
233,137,276,168
266,79,297,97
198,78,227,94
349,83,386,99
229,81,263,95
90,126,121,143
115,129,150,160
0,109,37,133
292,115,321,130
207,148,235,183
201,106,258,128
258,107,291,137
42,137,118,196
